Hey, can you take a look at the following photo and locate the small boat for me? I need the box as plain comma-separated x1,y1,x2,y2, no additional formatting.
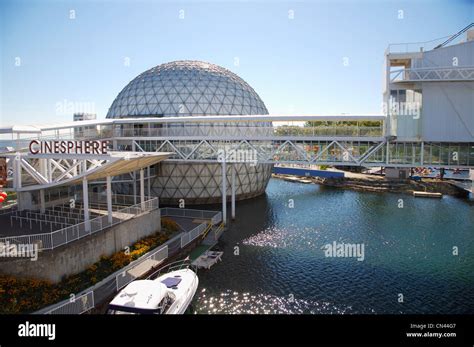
107,260,198,314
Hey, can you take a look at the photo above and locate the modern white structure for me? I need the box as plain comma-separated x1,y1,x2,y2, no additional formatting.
385,25,474,142
381,24,474,176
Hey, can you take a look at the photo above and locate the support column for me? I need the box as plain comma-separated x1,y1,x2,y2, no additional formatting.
83,177,90,232
420,142,424,166
39,159,47,179
132,141,137,204
470,169,474,199
140,168,145,209
13,154,21,189
133,172,137,204
231,164,236,220
47,159,52,181
72,159,78,176
106,176,113,224
147,166,151,197
221,160,227,225
39,189,45,214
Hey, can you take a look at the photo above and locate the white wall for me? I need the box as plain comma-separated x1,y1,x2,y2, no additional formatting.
413,41,474,68
421,82,474,142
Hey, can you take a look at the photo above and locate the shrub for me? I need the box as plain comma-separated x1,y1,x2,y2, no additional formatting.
0,229,172,314
161,217,180,233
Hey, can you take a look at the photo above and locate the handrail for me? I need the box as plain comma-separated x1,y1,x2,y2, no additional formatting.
0,197,159,250
386,35,452,54
387,23,474,54
201,222,213,240
396,65,474,71
146,259,193,280
214,223,225,237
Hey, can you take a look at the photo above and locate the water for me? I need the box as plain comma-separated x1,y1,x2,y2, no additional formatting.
192,179,474,314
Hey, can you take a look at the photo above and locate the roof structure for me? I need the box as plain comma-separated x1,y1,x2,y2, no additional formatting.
9,151,172,192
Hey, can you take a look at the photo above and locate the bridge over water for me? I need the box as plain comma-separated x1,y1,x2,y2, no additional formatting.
1,114,473,222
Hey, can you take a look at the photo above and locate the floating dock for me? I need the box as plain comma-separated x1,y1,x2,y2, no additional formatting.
413,191,443,198
191,249,223,269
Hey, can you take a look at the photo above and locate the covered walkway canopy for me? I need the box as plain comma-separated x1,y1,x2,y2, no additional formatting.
6,151,172,192
6,151,172,230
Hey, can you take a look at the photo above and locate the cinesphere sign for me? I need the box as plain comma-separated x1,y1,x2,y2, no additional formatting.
29,140,110,155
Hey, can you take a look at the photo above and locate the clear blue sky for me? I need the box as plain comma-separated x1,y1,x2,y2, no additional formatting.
0,0,472,125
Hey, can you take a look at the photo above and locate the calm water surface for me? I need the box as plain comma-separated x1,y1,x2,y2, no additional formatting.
192,179,474,314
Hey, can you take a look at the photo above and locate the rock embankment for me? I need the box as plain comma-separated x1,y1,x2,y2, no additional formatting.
312,176,464,196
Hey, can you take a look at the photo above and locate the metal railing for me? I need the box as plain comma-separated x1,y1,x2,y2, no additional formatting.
39,208,221,315
161,207,223,225
390,66,474,83
112,125,383,139
0,197,159,251
180,222,207,248
0,204,17,216
115,244,170,291
386,35,452,54
44,291,95,315
87,193,151,206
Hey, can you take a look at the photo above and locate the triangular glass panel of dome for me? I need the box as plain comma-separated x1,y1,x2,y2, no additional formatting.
192,187,205,197
165,188,177,197
177,188,191,197
144,95,157,103
188,103,199,114
222,95,234,104
209,94,221,104
164,104,177,114
213,87,224,95
191,93,201,103
230,105,244,114
171,176,183,187
218,104,231,115
184,175,196,187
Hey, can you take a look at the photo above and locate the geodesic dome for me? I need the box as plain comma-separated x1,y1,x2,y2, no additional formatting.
107,60,268,118
108,60,272,205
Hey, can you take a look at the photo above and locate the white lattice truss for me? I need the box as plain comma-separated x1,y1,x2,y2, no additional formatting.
13,156,107,188
130,139,474,168
148,139,387,166
390,66,474,83
8,152,170,191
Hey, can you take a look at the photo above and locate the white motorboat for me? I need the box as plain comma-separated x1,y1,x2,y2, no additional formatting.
107,261,199,314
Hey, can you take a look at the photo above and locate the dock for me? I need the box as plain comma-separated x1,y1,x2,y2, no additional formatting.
190,245,223,269
413,191,443,198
